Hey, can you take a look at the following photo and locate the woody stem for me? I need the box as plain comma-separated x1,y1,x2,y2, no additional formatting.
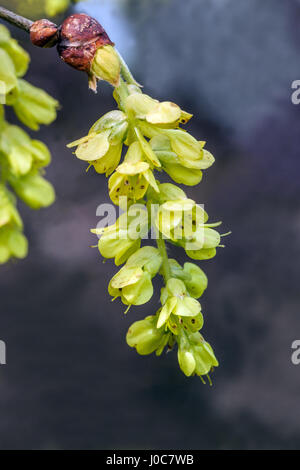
0,6,33,33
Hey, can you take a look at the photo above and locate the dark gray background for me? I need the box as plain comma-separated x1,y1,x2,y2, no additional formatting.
0,0,299,450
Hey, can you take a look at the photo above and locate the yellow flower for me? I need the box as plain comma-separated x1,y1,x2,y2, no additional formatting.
125,92,192,127
157,278,202,328
93,209,149,266
108,247,162,306
108,141,159,208
67,110,128,176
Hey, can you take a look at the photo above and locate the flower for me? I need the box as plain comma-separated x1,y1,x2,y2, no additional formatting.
125,91,192,127
108,246,162,306
150,135,203,186
157,278,202,328
9,171,55,210
0,185,27,264
108,141,159,208
155,197,222,258
0,48,18,101
94,209,149,266
177,331,219,378
127,315,170,356
12,80,59,131
0,124,51,177
136,122,215,186
67,110,128,176
0,25,30,78
168,260,208,299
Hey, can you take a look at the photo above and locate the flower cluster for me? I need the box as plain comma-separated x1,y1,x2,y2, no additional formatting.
0,25,58,263
68,28,227,381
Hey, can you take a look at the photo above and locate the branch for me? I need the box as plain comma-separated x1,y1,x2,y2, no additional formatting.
0,6,33,33
0,5,140,91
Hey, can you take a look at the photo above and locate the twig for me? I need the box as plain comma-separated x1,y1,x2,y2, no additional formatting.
0,6,33,33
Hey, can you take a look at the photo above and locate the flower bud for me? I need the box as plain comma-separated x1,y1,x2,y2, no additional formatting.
30,19,59,48
90,45,121,89
190,333,219,377
56,14,117,90
178,349,196,377
183,263,208,299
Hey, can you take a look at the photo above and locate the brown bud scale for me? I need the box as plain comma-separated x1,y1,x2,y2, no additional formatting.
30,19,59,48
57,14,114,73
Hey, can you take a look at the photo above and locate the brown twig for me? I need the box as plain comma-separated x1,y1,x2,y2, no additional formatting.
0,6,33,33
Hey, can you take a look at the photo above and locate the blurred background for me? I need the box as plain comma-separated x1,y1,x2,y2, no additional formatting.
0,0,299,450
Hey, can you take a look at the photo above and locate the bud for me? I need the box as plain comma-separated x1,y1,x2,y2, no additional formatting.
178,349,196,377
90,45,121,89
183,263,208,299
30,19,59,48
189,333,219,377
56,14,117,91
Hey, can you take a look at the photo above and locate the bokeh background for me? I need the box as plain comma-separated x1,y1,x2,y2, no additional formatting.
0,0,300,450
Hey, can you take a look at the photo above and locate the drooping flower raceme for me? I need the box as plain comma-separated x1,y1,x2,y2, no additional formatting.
67,15,228,382
0,25,58,264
